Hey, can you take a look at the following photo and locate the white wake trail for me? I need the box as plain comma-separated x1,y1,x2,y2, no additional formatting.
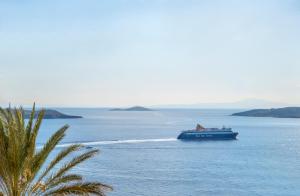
54,138,177,148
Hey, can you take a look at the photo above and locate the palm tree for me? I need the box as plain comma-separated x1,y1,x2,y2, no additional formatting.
0,104,112,196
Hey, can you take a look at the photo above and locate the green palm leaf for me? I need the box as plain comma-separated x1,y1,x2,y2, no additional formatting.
0,104,112,196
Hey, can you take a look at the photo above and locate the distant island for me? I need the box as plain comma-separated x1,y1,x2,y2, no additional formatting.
24,109,82,119
232,107,300,118
109,106,153,111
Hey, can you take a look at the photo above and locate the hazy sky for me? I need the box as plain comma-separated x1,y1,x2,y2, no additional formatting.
0,0,300,107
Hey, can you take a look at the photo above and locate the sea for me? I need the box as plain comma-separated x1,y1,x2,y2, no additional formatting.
37,108,300,196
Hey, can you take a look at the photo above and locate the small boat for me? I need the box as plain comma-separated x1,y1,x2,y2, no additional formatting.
177,124,238,140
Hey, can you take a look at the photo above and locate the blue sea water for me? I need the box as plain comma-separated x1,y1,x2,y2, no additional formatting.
37,108,300,196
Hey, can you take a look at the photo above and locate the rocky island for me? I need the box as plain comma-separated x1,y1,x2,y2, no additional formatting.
110,106,153,111
232,107,300,118
24,109,82,119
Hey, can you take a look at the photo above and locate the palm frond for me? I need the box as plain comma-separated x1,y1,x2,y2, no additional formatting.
44,182,112,196
37,144,82,182
0,104,112,196
31,125,68,176
44,149,99,186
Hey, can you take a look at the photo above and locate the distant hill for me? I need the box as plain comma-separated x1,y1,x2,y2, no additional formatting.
23,109,82,119
153,99,289,109
232,107,300,118
110,106,152,111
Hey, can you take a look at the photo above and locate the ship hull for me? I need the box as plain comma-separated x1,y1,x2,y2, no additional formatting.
177,131,238,140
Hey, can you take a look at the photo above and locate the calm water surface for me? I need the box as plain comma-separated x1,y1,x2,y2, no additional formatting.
37,109,300,196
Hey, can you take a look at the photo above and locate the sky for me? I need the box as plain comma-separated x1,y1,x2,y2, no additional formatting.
0,0,300,107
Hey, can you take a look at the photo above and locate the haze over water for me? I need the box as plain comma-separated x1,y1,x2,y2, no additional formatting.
39,108,300,196
1,0,300,107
